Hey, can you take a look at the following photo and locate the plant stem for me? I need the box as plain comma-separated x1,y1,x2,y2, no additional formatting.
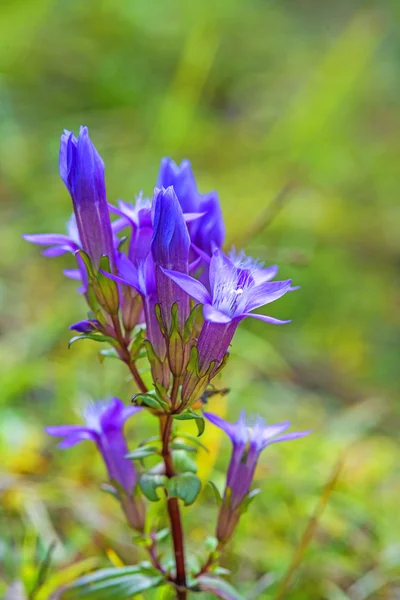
160,414,187,599
111,315,147,393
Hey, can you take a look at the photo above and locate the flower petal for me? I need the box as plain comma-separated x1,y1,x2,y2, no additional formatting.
261,422,291,444
46,425,91,437
203,412,236,440
23,233,73,246
160,268,211,304
245,279,292,311
252,265,279,284
243,313,291,325
268,430,312,444
203,303,233,324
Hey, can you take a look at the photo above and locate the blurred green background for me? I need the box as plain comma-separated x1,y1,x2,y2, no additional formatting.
1,0,400,598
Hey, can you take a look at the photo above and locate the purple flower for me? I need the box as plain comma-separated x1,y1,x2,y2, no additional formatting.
157,158,225,266
163,247,293,375
102,254,170,388
46,397,141,495
109,194,153,262
23,214,81,257
204,411,310,543
59,126,115,270
151,186,191,331
157,158,200,214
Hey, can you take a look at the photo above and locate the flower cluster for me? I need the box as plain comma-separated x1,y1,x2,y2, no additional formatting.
24,126,309,598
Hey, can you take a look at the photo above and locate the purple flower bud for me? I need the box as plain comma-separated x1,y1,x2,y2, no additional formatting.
151,186,190,330
157,158,225,269
157,158,200,213
59,127,115,270
204,411,310,543
69,319,101,333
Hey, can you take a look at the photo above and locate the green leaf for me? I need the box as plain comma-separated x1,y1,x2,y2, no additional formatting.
205,536,219,553
154,528,170,542
173,410,205,436
98,348,120,362
126,446,160,460
196,575,245,600
172,450,198,474
170,442,197,453
63,566,164,599
132,392,168,412
68,334,116,349
167,473,201,506
139,474,167,502
174,433,209,453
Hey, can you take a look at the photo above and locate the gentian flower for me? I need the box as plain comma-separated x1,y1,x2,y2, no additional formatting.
162,248,293,404
109,194,153,262
23,214,81,258
103,253,170,388
151,186,191,331
157,158,225,267
157,157,200,213
46,397,141,495
204,411,310,543
59,126,115,270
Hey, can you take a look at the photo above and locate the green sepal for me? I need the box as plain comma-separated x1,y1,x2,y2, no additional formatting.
170,303,179,334
167,472,201,506
94,256,120,315
207,481,223,506
100,483,118,498
68,333,117,349
130,328,145,360
173,409,205,436
183,304,200,342
154,303,167,336
239,488,261,513
126,446,160,460
76,249,95,278
139,474,168,502
186,346,200,377
212,352,230,377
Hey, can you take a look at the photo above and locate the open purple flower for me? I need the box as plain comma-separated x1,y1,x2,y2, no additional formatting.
163,247,293,376
46,397,141,496
204,411,310,543
60,126,115,270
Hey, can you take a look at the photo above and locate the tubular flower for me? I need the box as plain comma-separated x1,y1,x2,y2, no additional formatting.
102,253,170,389
162,248,293,404
204,411,310,543
59,126,115,270
157,157,225,266
151,186,191,331
47,397,141,495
